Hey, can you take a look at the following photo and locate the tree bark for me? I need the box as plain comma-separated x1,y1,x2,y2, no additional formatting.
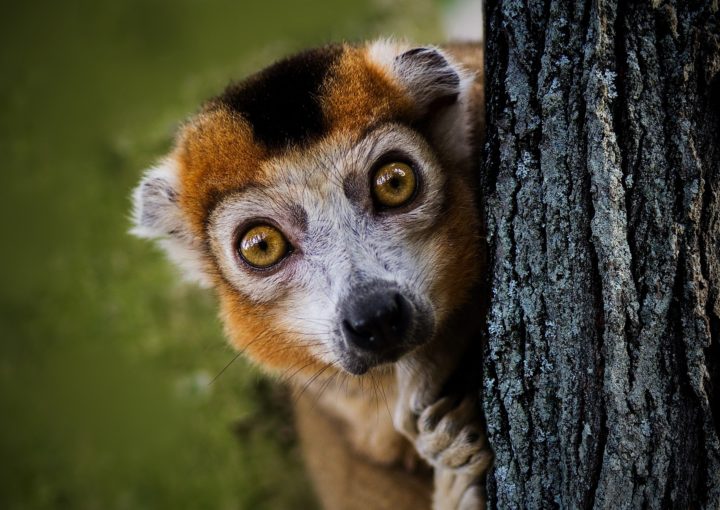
481,1,720,508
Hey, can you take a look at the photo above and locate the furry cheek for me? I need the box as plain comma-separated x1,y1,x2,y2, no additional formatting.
218,284,330,377
422,185,481,326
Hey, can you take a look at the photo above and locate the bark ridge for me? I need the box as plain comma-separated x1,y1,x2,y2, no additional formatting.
482,1,720,507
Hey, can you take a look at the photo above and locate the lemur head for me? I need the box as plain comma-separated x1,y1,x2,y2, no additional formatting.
132,40,481,377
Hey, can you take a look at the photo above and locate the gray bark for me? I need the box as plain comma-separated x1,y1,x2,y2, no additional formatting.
481,1,720,508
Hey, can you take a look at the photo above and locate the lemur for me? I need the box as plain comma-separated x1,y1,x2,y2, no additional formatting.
132,39,491,509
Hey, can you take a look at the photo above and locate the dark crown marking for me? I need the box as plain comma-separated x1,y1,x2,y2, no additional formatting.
216,45,343,150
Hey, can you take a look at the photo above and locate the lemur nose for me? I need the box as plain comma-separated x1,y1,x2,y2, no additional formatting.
342,292,410,352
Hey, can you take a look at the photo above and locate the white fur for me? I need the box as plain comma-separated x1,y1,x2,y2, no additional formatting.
131,159,211,287
366,38,410,76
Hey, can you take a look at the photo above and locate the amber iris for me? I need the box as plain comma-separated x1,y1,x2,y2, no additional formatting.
238,224,289,268
372,162,417,208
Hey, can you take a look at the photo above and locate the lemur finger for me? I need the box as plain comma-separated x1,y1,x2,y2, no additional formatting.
417,395,489,472
439,428,492,476
418,396,462,434
419,395,479,437
416,399,467,463
435,426,485,469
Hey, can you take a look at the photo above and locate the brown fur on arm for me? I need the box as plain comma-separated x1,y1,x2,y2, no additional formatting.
294,393,432,510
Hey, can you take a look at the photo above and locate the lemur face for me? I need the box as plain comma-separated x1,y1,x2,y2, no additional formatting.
133,40,480,376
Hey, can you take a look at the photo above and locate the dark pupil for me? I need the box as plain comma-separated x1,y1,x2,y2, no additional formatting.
389,175,401,189
258,239,268,251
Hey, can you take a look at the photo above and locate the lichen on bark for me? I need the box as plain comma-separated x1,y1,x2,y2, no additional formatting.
481,1,720,507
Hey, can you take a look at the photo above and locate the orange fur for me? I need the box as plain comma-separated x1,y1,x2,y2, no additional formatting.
176,108,267,236
218,284,329,376
427,178,483,321
323,45,413,136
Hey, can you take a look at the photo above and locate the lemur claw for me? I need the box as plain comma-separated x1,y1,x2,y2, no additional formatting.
394,389,492,510
416,396,491,475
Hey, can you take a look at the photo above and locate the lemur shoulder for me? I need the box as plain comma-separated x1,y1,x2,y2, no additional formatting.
132,39,491,510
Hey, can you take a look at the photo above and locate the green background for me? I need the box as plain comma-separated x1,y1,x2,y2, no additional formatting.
0,1,446,508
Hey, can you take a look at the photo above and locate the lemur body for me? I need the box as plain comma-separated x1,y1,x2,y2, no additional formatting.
132,40,490,509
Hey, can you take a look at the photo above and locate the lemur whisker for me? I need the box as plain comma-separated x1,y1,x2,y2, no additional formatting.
209,330,283,384
267,341,325,357
209,351,243,385
210,329,323,385
376,373,393,423
311,368,340,409
292,361,336,406
369,371,381,424
341,371,352,398
277,349,335,386
277,360,318,386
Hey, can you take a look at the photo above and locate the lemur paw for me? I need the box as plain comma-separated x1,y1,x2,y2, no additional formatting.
415,395,492,475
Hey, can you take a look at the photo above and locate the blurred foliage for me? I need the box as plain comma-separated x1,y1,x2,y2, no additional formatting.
0,0,444,508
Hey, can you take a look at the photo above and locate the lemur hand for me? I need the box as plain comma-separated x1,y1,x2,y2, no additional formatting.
394,356,492,509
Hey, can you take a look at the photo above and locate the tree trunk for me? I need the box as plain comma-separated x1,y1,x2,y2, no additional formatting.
481,1,720,507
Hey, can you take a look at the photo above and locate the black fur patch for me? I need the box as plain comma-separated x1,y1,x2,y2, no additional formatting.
217,45,343,150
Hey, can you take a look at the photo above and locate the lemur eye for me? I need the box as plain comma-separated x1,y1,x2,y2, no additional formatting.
371,162,417,209
238,224,290,269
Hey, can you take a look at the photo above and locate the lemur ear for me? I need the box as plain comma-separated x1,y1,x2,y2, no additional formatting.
132,160,183,239
392,47,464,116
131,159,211,287
369,41,475,164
